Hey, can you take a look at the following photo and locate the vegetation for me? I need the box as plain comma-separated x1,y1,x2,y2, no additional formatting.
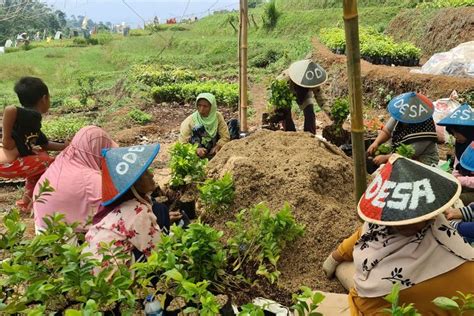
169,143,208,188
396,144,416,159
227,203,305,284
131,64,196,86
320,27,421,66
433,292,474,315
151,81,239,108
263,0,282,31
198,173,235,214
292,286,326,316
331,98,350,127
417,0,474,8
376,144,393,155
268,79,295,110
127,108,152,125
42,116,90,141
382,283,421,316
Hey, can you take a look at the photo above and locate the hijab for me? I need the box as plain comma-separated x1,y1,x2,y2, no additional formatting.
353,215,474,298
192,93,218,145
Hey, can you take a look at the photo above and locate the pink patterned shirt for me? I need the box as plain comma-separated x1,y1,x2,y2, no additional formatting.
83,199,161,266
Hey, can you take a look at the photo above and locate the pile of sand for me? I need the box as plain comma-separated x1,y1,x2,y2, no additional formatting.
206,130,361,299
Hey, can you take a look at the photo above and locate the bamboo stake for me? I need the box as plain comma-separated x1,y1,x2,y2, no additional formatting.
343,0,367,203
239,0,249,132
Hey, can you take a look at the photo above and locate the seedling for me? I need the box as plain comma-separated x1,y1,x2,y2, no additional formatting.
382,283,421,316
396,144,415,159
198,173,235,213
169,142,207,188
292,286,325,316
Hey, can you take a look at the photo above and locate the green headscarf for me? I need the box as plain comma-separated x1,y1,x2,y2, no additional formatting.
192,93,218,145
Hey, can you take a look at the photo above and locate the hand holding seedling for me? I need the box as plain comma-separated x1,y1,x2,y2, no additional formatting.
445,208,462,220
196,147,207,158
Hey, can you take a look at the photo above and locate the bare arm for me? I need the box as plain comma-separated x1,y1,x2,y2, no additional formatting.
367,127,391,156
43,141,68,151
2,106,17,150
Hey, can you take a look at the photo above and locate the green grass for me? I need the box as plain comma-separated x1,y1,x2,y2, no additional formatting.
275,0,420,9
0,4,407,111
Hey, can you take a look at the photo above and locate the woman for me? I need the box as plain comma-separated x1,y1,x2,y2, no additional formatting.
179,93,234,159
367,92,439,166
83,144,162,266
33,126,117,232
323,155,474,315
275,59,327,135
438,104,474,205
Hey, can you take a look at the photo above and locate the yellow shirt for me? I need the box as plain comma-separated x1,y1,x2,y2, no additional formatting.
337,228,474,316
179,112,230,148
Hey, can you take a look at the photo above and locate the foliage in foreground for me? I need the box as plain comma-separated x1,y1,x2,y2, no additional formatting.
169,142,208,188
198,173,235,214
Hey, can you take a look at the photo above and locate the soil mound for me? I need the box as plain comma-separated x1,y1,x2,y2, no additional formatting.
387,8,474,57
207,130,360,297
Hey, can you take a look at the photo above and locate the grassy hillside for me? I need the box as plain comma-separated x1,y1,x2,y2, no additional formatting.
275,0,420,9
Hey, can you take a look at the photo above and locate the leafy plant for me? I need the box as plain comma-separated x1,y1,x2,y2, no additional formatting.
320,27,421,66
169,142,208,188
239,303,265,316
396,144,415,159
376,144,393,156
131,64,196,87
268,79,294,110
151,81,239,108
227,203,304,284
198,173,235,213
77,75,97,106
433,292,474,315
417,0,474,8
42,116,89,141
128,108,152,125
331,98,350,127
292,286,325,316
382,283,421,316
262,0,281,31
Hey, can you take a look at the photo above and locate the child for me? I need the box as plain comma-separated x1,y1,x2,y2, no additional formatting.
83,144,165,267
437,104,474,204
367,92,439,166
446,202,474,243
0,77,68,211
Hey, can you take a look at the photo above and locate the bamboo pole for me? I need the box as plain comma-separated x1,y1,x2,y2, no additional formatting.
343,0,367,202
239,0,249,132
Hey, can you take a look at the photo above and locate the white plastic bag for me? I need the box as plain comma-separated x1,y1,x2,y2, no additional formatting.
418,41,474,78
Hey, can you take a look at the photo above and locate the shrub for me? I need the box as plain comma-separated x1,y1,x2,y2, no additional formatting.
320,27,421,66
131,64,197,86
77,75,97,106
151,81,239,108
331,98,350,126
198,173,235,213
128,107,152,125
129,29,152,36
250,49,283,68
72,37,87,46
169,142,208,188
263,0,281,31
417,0,474,8
268,79,294,110
227,203,304,284
42,116,89,140
94,32,113,45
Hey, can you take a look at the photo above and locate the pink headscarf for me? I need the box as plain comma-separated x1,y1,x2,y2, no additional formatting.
33,126,118,232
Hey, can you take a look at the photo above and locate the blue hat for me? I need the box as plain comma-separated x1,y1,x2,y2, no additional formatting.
437,104,474,127
460,142,474,172
388,92,434,124
101,144,160,206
